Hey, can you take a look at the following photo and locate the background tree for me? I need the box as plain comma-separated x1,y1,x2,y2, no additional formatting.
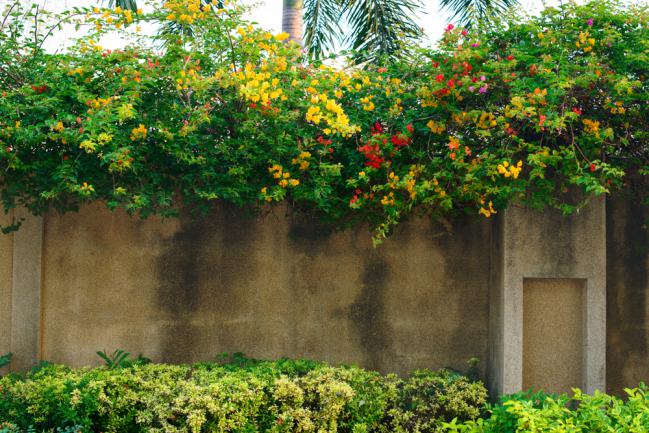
100,0,519,63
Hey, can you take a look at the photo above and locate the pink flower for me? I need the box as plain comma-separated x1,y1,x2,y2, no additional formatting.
479,85,488,94
468,86,475,92
587,18,594,26
445,24,455,32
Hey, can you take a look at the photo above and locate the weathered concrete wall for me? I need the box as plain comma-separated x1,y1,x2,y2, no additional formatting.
523,278,585,394
39,203,492,376
489,197,606,395
607,182,649,395
0,188,644,395
0,210,13,375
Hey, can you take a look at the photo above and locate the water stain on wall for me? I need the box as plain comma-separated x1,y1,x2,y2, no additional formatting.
349,254,394,372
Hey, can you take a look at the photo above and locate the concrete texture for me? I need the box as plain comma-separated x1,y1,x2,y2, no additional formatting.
523,278,585,394
607,180,649,395
489,197,606,395
39,203,492,376
10,209,43,371
0,210,13,375
2,188,645,396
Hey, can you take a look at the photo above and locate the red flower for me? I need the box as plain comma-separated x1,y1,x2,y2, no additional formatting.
445,24,455,32
406,123,414,133
506,55,515,61
572,107,582,115
539,115,547,126
590,163,596,172
435,74,444,82
358,143,384,168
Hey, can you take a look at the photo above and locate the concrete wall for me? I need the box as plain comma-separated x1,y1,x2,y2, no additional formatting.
0,210,13,375
1,189,647,396
38,203,492,376
488,197,606,395
607,182,649,395
523,278,585,394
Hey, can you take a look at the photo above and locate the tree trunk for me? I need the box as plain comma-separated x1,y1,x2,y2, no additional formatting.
282,0,304,46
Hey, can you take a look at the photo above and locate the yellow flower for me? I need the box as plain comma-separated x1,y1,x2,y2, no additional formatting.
53,121,65,132
80,140,97,153
426,120,445,134
583,119,600,136
130,124,147,141
479,201,496,218
289,179,300,187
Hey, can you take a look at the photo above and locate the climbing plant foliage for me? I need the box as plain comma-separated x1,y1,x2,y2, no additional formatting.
0,0,647,241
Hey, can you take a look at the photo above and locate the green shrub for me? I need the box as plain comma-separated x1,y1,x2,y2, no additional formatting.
440,385,649,433
0,357,487,433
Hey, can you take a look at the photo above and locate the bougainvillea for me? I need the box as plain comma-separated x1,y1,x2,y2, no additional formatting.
0,0,647,241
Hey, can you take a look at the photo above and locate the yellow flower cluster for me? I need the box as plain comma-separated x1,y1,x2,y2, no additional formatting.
426,120,445,134
80,140,97,153
236,64,284,106
609,101,626,114
381,192,395,206
576,31,596,52
497,160,523,178
403,169,418,200
305,93,359,136
479,200,496,218
583,118,600,136
268,164,299,188
52,121,65,133
165,0,212,24
176,68,199,91
130,124,147,141
79,133,113,154
292,151,311,170
476,112,497,129
361,96,375,111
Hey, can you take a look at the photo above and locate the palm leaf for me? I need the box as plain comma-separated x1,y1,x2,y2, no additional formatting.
343,0,424,65
105,0,138,12
303,0,344,59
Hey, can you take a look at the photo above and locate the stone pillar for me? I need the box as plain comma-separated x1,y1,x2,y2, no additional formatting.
10,209,44,371
489,197,606,396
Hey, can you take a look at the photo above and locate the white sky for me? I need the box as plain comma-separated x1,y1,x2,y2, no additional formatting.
1,0,583,51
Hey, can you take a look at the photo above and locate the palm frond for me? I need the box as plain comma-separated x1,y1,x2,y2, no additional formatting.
439,0,519,27
303,0,344,60
343,0,424,65
105,0,138,12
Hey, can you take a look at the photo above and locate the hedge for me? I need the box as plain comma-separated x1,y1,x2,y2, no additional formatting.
0,356,487,432
441,387,649,432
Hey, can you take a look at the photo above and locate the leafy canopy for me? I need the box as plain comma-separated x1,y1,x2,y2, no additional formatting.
0,0,647,241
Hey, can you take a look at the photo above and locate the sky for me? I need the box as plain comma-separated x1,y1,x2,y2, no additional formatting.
1,0,579,51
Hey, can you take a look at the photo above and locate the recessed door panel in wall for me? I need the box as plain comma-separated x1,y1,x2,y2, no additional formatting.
523,278,585,394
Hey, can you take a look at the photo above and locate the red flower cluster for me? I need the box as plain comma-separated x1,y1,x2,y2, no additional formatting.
358,122,413,169
358,142,384,168
31,85,48,94
349,188,374,206
316,135,334,154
